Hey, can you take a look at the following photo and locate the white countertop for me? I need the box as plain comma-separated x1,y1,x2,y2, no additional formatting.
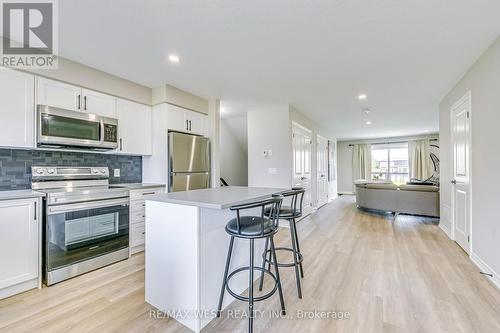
0,190,46,201
147,186,286,210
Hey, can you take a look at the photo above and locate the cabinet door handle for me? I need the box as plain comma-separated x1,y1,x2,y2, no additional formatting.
119,138,123,151
77,94,81,109
34,201,37,221
186,120,189,131
84,96,87,110
142,192,155,196
189,120,192,131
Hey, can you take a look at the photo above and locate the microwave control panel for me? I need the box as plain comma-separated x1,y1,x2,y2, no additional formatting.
103,124,118,143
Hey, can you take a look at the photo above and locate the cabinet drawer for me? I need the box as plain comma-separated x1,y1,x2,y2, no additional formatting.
130,199,146,214
130,210,146,225
130,223,145,247
129,187,164,201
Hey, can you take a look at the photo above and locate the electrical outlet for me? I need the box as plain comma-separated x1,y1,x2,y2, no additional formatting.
114,169,120,177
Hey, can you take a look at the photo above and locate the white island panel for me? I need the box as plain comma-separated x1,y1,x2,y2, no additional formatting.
145,187,284,332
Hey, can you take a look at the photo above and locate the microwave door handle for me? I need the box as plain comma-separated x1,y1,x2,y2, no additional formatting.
99,120,105,145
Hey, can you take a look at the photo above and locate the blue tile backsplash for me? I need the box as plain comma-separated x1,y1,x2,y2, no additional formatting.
0,149,142,190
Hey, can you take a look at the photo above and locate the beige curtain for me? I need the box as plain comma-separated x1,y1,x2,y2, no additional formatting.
408,139,431,180
352,144,371,182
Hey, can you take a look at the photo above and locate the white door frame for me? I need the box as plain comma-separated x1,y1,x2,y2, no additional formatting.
450,90,472,253
316,134,329,208
291,121,313,215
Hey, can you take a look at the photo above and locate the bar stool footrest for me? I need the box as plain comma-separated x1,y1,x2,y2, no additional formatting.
226,266,278,303
263,247,304,267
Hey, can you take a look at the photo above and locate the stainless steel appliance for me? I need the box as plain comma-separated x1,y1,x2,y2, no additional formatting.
168,131,210,192
37,105,118,150
32,166,129,285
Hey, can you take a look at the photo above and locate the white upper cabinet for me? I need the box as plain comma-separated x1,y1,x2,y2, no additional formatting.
188,111,208,136
116,98,152,155
166,104,208,136
0,68,35,148
37,77,81,111
81,88,116,118
37,78,117,118
0,198,39,291
167,104,189,133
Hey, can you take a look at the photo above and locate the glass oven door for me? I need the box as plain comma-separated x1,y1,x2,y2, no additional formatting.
45,198,129,271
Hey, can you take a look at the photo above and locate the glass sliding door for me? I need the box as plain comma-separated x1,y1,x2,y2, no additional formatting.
371,143,409,185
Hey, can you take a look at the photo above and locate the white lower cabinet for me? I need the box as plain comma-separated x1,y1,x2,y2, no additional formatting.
129,187,165,255
0,198,41,299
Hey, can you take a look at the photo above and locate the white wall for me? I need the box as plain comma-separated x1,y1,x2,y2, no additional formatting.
247,104,337,206
247,105,292,188
25,56,152,105
337,134,439,194
439,36,500,284
220,116,248,186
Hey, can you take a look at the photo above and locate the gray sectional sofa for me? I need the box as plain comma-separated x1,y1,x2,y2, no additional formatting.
354,180,440,217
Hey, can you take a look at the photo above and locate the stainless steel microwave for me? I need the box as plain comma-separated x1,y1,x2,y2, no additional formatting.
37,105,118,150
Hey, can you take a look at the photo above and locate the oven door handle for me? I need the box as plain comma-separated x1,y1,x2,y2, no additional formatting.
47,198,129,215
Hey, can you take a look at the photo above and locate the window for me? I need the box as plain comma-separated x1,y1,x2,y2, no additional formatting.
371,143,409,185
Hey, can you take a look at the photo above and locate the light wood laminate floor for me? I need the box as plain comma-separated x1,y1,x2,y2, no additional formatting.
1,195,499,333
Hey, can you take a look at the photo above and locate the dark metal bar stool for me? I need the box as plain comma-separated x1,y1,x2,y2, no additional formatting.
259,187,305,298
217,194,286,333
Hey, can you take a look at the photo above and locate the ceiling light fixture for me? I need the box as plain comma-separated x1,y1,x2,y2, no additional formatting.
168,54,180,63
365,120,372,125
363,108,371,114
358,94,367,100
424,129,429,133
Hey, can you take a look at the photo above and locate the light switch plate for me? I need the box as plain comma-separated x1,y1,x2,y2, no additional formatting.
114,169,120,177
268,167,278,175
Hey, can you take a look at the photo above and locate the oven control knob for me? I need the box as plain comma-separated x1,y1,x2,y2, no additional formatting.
36,168,44,174
101,168,107,174
92,169,99,174
47,168,55,174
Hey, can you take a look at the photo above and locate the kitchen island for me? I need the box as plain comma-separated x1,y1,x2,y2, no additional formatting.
145,186,285,332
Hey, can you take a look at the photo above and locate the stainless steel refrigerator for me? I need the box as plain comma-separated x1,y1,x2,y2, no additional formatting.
168,131,210,192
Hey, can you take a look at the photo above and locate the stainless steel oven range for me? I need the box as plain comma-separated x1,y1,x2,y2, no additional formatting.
32,166,130,285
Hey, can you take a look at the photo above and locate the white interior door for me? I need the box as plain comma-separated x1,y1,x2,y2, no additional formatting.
451,91,471,253
292,123,312,214
317,135,329,207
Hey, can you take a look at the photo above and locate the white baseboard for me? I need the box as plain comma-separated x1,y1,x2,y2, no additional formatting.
439,223,452,239
470,251,500,291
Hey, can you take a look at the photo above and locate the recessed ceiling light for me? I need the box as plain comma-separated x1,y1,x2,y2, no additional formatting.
168,54,180,63
358,94,367,100
424,129,429,133
365,120,372,125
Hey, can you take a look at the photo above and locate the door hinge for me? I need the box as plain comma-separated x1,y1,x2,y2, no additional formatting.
467,111,470,118
468,235,470,243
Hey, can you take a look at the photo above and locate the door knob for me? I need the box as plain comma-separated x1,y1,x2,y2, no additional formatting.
451,179,457,184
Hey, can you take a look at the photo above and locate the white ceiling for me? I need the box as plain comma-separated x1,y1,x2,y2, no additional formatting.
59,0,500,140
